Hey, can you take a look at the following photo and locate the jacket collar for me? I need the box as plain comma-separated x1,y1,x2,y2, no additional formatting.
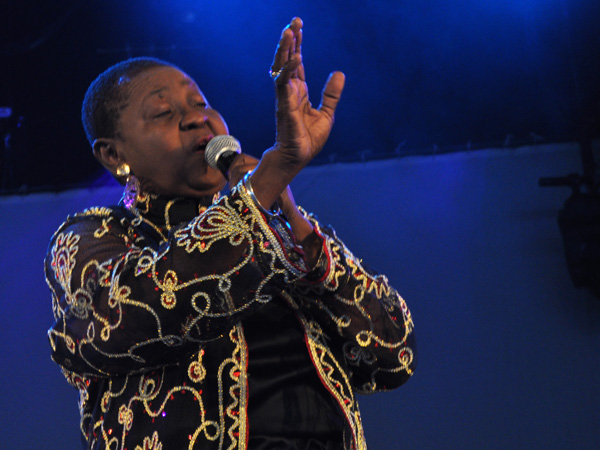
122,190,219,235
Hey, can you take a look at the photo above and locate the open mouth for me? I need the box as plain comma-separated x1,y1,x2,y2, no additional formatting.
193,135,214,152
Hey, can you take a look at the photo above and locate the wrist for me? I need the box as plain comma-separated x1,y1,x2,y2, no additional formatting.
249,148,300,211
262,143,307,177
242,173,281,219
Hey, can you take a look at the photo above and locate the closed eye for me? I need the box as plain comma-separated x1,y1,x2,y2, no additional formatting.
154,110,172,118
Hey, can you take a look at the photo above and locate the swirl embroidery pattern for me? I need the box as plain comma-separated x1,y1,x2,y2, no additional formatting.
45,185,416,450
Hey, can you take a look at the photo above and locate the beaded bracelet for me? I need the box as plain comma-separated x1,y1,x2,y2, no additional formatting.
242,172,282,219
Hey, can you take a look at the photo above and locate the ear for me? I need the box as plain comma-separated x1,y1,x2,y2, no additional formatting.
92,138,123,177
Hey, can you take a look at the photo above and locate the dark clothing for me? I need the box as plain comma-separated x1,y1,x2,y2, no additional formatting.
245,301,347,446
45,182,415,449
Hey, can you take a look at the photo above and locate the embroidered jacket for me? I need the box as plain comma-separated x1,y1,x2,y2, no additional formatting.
45,182,416,450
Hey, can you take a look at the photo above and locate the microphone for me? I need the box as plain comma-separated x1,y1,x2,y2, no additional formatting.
205,135,242,180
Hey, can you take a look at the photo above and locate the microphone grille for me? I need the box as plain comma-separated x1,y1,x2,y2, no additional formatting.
205,135,241,169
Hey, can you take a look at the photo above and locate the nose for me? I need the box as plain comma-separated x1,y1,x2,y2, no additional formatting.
180,109,208,130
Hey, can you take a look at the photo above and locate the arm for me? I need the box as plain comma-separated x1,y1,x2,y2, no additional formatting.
46,189,308,377
227,17,341,268
291,212,416,393
231,19,413,391
228,154,322,268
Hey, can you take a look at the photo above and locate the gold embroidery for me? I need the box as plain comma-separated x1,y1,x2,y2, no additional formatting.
188,349,206,383
135,431,163,450
118,404,134,431
46,185,413,450
290,303,368,450
159,270,178,309
93,217,113,238
50,231,80,301
174,202,250,254
82,206,113,217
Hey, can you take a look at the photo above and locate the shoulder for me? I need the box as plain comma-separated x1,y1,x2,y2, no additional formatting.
53,205,125,231
44,204,141,273
48,205,131,247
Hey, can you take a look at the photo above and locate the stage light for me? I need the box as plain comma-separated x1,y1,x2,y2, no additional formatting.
540,138,600,300
558,191,600,298
0,107,12,119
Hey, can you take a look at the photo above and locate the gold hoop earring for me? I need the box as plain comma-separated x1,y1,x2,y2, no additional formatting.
116,162,131,178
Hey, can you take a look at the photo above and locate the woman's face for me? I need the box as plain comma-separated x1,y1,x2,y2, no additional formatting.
113,66,229,197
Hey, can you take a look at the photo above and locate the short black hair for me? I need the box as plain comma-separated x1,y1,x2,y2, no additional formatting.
81,57,177,146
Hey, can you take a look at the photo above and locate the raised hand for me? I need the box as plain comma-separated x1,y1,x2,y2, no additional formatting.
270,17,345,169
250,18,345,221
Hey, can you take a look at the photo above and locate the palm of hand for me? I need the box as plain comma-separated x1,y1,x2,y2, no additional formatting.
275,77,335,166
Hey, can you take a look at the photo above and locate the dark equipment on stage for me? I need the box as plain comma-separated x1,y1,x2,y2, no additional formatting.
539,138,600,300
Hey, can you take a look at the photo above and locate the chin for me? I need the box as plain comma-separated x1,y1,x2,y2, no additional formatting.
189,174,227,196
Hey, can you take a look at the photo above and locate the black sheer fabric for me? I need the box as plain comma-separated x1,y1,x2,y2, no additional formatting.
244,301,346,449
46,185,416,449
247,436,345,450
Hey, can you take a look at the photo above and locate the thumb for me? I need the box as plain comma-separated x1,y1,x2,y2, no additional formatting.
318,71,345,120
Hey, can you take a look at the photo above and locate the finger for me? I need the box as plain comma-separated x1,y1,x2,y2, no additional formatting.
318,71,346,119
292,30,303,79
288,18,303,60
290,16,303,33
294,24,303,54
297,52,305,82
271,28,293,73
288,34,294,62
271,18,303,77
273,54,303,88
272,17,300,71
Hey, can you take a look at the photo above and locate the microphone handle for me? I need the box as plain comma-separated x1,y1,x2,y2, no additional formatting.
217,151,241,180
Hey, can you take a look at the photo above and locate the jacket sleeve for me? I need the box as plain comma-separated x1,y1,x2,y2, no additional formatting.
46,185,308,377
290,209,416,394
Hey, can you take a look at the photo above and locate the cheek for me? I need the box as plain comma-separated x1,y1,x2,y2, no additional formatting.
127,136,179,176
209,112,229,134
